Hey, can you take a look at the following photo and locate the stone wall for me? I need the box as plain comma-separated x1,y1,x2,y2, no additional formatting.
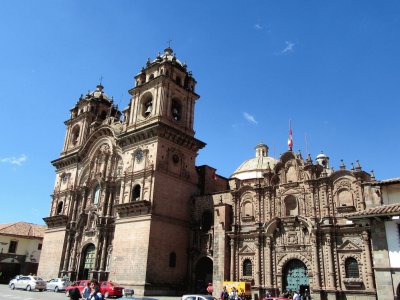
109,215,151,295
37,228,66,279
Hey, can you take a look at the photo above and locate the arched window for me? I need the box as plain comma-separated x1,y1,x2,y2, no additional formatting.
175,76,182,86
243,259,252,276
201,210,213,231
56,202,63,215
243,201,254,217
93,185,101,205
142,96,153,117
285,195,298,216
71,126,80,146
345,257,359,278
169,252,176,268
149,74,154,80
171,99,182,121
132,185,141,201
338,190,353,207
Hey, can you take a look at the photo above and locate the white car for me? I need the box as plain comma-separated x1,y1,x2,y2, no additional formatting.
9,275,47,291
182,294,217,300
46,277,70,292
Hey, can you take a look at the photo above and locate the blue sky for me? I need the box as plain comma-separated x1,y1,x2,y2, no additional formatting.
1,1,400,225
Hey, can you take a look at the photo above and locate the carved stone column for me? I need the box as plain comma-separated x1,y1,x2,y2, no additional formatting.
362,230,374,290
70,232,80,271
311,232,321,289
62,235,72,272
230,238,235,281
102,188,110,217
106,187,114,217
325,233,335,289
99,233,108,272
265,236,272,287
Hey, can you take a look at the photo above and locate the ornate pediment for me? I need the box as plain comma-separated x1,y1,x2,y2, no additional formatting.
238,244,256,255
337,240,362,252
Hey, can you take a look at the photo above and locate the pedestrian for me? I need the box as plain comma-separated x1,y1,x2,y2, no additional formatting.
293,290,300,300
82,281,91,300
87,279,102,300
69,287,81,300
304,289,311,300
206,282,213,295
229,287,238,300
220,286,229,300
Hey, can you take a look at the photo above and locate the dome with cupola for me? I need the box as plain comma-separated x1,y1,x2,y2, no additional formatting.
86,84,112,102
231,143,278,180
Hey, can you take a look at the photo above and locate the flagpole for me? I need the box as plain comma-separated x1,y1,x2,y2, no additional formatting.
288,119,293,151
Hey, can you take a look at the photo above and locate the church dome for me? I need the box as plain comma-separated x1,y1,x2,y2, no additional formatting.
316,152,328,159
154,47,185,67
231,143,278,180
88,84,112,102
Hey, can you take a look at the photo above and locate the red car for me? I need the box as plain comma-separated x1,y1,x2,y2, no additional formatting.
100,281,125,298
65,280,90,297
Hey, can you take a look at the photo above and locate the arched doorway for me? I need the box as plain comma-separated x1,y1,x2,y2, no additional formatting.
79,244,96,279
283,259,309,294
194,257,213,293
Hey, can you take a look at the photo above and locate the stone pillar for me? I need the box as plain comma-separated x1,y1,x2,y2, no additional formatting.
255,239,261,287
311,232,321,290
62,235,72,272
99,233,108,272
265,236,272,287
259,235,264,288
230,238,235,281
102,187,110,216
362,230,375,290
325,233,335,289
70,233,80,271
106,187,114,217
72,194,79,222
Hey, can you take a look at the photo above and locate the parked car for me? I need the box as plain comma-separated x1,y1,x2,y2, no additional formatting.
9,275,47,291
47,277,70,292
123,287,134,297
182,294,218,300
65,279,90,297
100,281,125,298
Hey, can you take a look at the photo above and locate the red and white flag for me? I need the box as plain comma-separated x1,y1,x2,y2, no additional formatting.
288,120,293,150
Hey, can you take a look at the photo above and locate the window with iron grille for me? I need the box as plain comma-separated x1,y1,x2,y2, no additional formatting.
345,257,359,278
243,259,252,276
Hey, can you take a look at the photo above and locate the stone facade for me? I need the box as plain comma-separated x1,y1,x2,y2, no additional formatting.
38,48,384,299
192,147,378,300
38,47,205,295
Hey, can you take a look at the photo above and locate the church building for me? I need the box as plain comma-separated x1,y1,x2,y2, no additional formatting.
38,48,379,300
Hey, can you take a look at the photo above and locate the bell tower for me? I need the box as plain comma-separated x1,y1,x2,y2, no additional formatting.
109,48,206,295
123,47,198,135
61,84,120,154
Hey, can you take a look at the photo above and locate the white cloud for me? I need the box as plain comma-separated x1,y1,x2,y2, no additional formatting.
0,154,27,166
243,112,258,125
281,41,295,54
254,24,263,30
